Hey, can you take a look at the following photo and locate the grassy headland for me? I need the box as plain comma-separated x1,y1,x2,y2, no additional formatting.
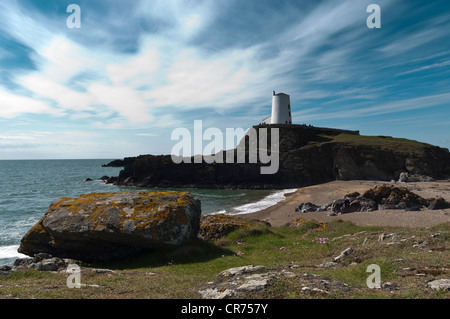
320,133,431,153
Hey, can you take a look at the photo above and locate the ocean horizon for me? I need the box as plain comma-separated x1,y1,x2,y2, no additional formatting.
0,159,295,266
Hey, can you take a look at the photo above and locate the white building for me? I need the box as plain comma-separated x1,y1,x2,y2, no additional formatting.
262,91,292,125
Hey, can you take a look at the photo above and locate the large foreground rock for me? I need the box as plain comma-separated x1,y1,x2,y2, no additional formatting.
19,191,201,261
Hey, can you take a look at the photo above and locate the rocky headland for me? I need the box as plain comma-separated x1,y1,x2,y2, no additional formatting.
103,124,450,189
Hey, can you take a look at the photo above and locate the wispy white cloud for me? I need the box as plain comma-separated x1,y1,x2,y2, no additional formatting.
298,92,450,121
0,87,59,118
94,122,124,129
396,59,450,76
136,133,159,137
0,134,36,140
1,0,450,157
20,74,95,112
106,46,160,86
61,131,100,138
0,0,410,124
379,28,443,57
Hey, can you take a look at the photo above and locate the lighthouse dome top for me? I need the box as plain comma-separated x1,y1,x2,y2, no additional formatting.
273,91,289,96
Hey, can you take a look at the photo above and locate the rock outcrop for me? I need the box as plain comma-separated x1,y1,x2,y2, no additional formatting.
18,191,201,261
104,124,450,189
199,214,252,241
198,265,277,299
197,265,351,299
296,185,450,216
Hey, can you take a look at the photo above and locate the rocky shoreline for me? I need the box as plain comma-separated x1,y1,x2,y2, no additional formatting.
101,125,450,190
241,179,450,228
295,184,450,216
0,253,68,274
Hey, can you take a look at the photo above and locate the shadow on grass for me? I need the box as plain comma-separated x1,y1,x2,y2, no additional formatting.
85,238,235,270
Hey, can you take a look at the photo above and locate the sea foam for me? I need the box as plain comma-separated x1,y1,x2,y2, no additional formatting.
231,189,297,215
0,245,27,259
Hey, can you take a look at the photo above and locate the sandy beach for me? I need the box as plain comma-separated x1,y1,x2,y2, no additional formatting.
241,180,450,228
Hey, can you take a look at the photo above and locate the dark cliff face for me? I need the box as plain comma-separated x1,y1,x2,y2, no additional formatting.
106,125,450,189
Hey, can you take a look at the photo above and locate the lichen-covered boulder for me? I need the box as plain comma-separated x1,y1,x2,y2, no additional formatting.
199,214,272,241
199,214,252,241
19,191,201,261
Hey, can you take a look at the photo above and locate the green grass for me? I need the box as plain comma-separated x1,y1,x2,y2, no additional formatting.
0,220,448,299
318,133,430,153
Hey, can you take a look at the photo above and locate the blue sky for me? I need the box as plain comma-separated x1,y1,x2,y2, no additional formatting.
0,0,449,159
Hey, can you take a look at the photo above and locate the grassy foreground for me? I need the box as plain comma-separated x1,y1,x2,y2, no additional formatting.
0,219,448,299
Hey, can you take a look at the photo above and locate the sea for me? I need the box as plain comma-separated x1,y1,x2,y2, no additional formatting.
0,159,296,266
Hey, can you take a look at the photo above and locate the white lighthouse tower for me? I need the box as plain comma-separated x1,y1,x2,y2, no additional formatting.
262,91,292,124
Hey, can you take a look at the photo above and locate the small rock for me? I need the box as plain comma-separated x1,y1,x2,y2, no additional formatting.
309,288,329,296
237,278,269,292
406,174,434,182
296,202,321,213
13,258,32,267
301,286,311,292
413,241,429,249
34,260,59,272
378,233,397,242
80,284,102,288
48,257,66,268
362,237,368,245
334,247,353,262
428,198,450,210
0,265,12,271
393,259,405,263
301,286,330,296
332,234,351,241
93,268,116,274
398,172,408,183
427,279,450,291
198,268,277,299
280,270,296,277
12,258,34,271
199,288,234,299
220,265,266,277
317,261,337,268
302,273,320,279
34,253,53,261
381,282,398,291
36,257,66,271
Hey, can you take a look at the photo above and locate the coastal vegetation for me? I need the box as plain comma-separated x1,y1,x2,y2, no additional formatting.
318,133,430,154
1,217,448,299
